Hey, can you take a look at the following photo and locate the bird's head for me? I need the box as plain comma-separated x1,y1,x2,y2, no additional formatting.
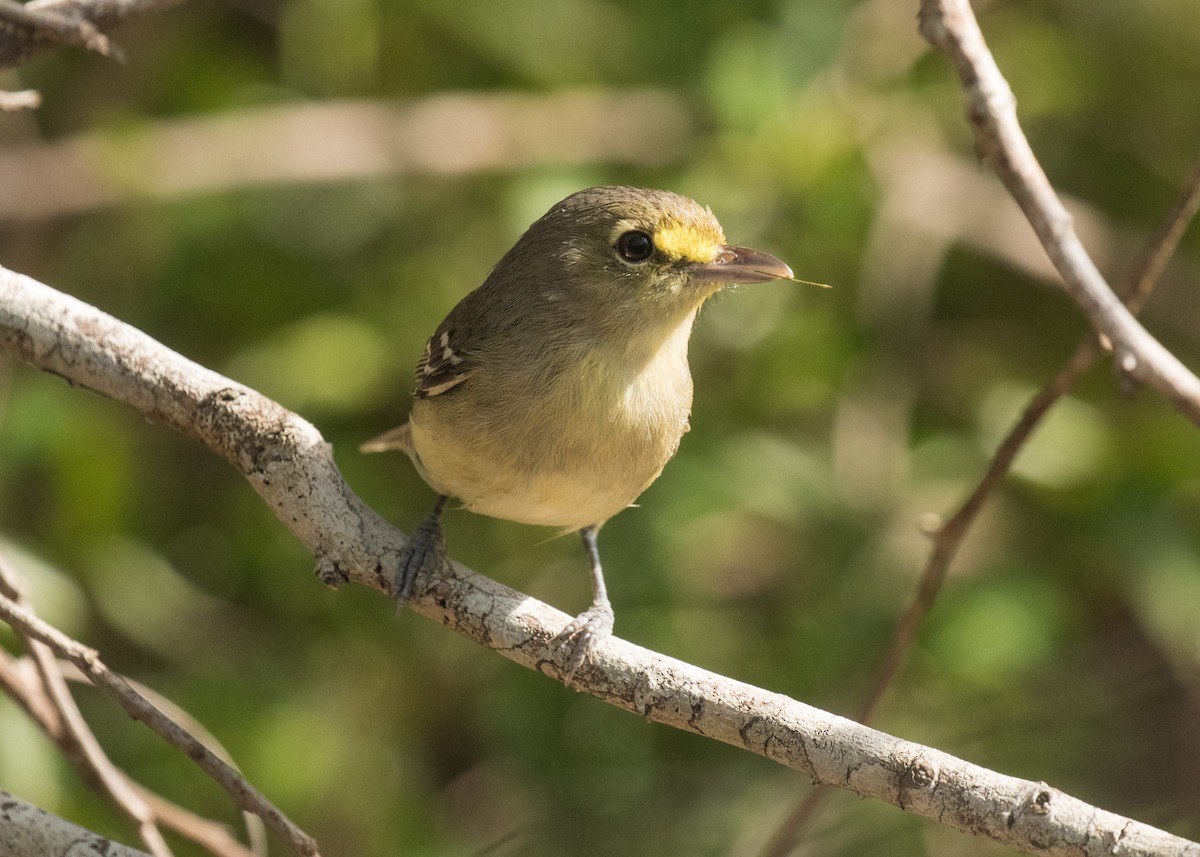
492,186,795,334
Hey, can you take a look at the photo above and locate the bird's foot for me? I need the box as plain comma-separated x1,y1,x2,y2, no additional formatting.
393,512,447,608
554,600,614,684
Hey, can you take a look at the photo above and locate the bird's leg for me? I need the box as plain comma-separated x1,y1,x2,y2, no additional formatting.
394,494,449,606
555,525,615,683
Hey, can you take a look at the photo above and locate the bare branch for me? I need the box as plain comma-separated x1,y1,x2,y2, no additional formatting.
0,641,259,857
758,340,1111,857
0,647,62,735
130,785,260,857
0,0,118,60
918,0,1200,425
0,789,152,857
113,675,267,857
874,149,1200,722
0,555,175,856
0,88,40,110
0,588,320,857
0,561,260,854
758,23,1200,857
0,0,181,70
0,91,690,222
0,561,172,849
1121,155,1200,312
2,267,1198,856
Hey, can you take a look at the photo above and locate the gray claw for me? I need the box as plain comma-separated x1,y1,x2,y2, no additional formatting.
554,602,615,684
394,515,447,605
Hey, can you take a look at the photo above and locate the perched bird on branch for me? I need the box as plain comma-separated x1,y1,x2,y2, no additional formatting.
365,185,797,679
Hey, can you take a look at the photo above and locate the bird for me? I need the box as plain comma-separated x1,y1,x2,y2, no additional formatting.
363,185,795,680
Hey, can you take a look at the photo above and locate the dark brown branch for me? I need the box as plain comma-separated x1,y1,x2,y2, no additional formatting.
1120,156,1200,312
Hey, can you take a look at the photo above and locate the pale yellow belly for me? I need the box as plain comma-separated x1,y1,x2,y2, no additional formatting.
408,398,686,530
407,351,693,530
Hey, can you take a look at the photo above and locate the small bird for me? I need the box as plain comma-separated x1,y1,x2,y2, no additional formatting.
363,185,794,679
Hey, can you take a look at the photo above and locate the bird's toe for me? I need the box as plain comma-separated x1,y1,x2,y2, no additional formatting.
555,602,615,684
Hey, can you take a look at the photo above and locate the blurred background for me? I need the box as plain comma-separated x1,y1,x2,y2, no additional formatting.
1,0,1199,854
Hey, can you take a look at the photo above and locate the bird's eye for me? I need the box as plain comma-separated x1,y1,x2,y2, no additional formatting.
616,230,654,263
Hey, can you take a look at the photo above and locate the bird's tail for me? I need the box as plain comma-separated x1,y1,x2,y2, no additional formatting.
360,422,414,455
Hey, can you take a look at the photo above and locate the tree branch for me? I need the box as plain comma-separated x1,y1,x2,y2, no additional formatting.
760,6,1200,850
757,149,1200,857
0,553,261,857
2,266,1199,856
918,0,1200,426
0,584,318,857
0,0,181,70
0,91,691,221
0,789,152,857
0,88,39,110
0,559,172,857
860,146,1200,731
0,0,119,62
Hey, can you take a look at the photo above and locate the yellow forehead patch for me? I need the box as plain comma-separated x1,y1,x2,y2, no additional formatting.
654,220,725,263
615,211,726,264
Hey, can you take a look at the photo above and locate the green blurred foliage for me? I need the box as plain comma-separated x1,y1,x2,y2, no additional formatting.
2,0,1199,854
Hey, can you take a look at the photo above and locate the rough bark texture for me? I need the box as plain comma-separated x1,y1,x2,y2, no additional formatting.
0,790,152,857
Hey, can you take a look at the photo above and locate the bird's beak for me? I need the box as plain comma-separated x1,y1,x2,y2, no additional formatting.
691,245,794,285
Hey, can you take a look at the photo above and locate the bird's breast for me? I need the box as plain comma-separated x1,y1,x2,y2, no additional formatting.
408,315,697,530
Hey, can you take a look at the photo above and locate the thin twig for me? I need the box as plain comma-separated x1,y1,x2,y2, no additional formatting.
131,785,259,857
0,589,321,857
0,645,258,856
117,671,269,857
756,82,1200,857
918,0,1200,425
0,554,172,856
0,642,259,857
34,641,176,856
1120,155,1200,312
856,122,1200,747
0,646,62,733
